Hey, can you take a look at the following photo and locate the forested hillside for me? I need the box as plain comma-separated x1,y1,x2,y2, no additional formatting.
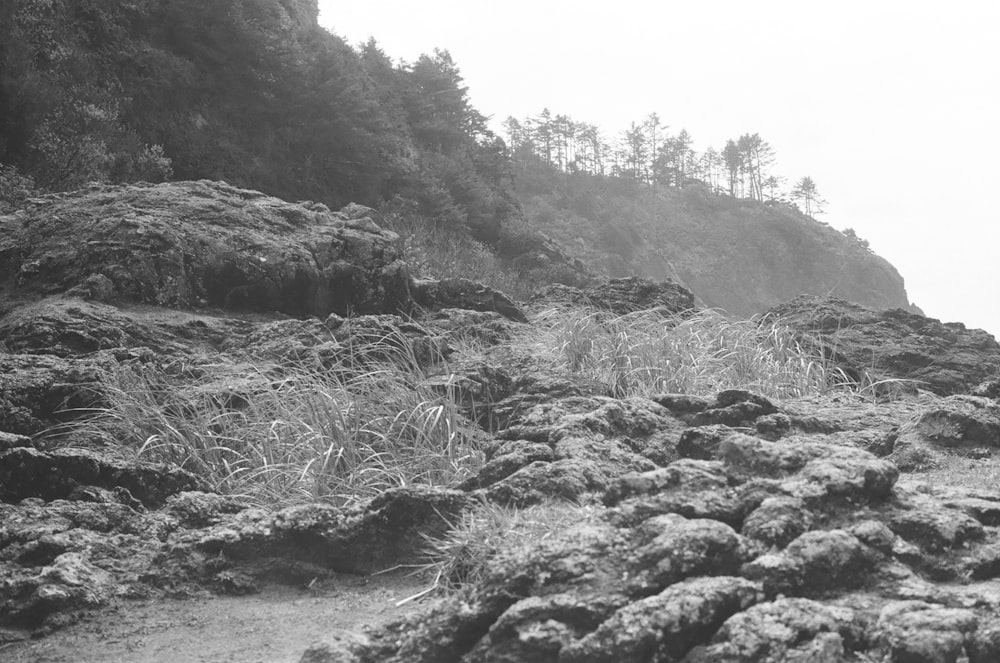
0,0,914,314
0,0,524,246
505,110,915,315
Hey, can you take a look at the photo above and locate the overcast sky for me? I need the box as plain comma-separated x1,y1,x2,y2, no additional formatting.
319,1,1000,339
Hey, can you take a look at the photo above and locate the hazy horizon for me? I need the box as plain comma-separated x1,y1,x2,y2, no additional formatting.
320,1,1000,339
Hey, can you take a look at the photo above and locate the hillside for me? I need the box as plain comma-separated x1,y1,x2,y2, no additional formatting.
0,0,924,314
516,160,915,316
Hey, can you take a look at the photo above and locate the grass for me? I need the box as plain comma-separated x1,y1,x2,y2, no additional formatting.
60,328,484,509
519,306,854,399
414,499,599,591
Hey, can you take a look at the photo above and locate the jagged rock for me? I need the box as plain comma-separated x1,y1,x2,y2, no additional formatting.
557,576,762,663
741,497,814,548
688,390,779,428
888,504,984,553
848,519,898,555
462,593,629,663
767,296,1000,396
482,459,608,506
972,379,1000,400
0,297,189,358
189,487,471,574
875,601,979,663
422,308,516,347
896,396,1000,454
531,276,695,316
411,278,527,323
458,441,554,491
717,434,899,503
0,181,412,317
740,530,878,597
676,425,740,460
2,552,114,627
0,447,208,507
688,598,864,662
0,353,109,435
164,491,249,528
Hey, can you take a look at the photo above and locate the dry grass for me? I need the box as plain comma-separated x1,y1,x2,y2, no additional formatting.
519,306,853,399
64,333,483,509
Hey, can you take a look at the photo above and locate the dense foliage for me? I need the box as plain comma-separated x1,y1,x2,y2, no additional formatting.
0,0,518,244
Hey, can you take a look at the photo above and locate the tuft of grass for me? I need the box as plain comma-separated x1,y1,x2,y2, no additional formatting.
416,499,597,591
59,330,483,509
520,306,853,399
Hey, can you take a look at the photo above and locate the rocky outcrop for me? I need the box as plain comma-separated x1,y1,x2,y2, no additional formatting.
768,296,1000,396
311,389,1000,663
0,180,411,317
531,276,695,315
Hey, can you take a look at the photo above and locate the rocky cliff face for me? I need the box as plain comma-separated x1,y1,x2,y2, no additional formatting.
520,177,915,317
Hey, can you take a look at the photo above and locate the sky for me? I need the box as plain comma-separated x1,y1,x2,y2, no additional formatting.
318,0,1000,339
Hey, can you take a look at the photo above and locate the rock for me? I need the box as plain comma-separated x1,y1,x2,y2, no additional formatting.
0,297,185,357
531,276,695,316
888,505,984,553
902,396,1000,449
676,425,740,460
0,447,208,508
0,431,32,451
483,459,608,506
741,497,813,548
740,530,878,597
875,601,978,663
558,576,762,663
767,296,1000,396
689,390,779,428
0,353,109,435
2,552,113,627
464,593,628,663
411,278,527,323
190,487,472,574
689,598,864,662
0,181,412,317
458,441,554,491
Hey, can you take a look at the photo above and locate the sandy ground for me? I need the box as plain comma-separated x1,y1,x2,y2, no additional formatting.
0,571,429,663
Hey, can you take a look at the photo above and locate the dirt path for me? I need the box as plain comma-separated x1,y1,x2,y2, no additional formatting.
1,571,429,663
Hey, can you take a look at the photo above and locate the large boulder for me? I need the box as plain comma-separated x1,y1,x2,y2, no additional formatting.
0,181,412,317
767,296,1000,396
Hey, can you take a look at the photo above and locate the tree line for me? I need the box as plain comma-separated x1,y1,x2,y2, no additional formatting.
503,109,825,215
0,0,829,236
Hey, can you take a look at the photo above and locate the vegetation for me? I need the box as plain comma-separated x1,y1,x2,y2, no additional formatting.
522,306,851,400
0,0,521,249
416,499,597,591
504,108,816,209
62,333,484,509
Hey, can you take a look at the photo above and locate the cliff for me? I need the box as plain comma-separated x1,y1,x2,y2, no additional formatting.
517,168,915,316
